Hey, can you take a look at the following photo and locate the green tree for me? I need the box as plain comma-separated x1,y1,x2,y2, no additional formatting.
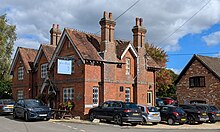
0,14,16,98
145,43,177,99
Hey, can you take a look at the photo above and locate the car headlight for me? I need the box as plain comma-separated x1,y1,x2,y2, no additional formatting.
49,108,52,111
27,108,33,111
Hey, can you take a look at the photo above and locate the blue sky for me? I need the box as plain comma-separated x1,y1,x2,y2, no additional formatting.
1,0,220,74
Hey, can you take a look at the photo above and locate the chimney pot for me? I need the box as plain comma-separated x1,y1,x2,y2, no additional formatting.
104,11,108,18
109,12,112,20
136,17,139,26
140,18,143,26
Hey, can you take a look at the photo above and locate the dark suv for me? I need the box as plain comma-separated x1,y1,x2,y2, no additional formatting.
88,101,143,126
178,104,209,124
159,105,187,125
194,104,220,123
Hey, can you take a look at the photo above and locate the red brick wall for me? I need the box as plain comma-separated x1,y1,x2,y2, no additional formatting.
12,53,32,100
176,59,220,109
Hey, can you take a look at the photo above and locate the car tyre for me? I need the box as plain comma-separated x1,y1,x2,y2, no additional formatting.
89,112,95,121
13,111,18,119
152,122,158,125
188,116,195,125
131,123,138,126
167,118,174,125
24,112,29,122
114,115,123,125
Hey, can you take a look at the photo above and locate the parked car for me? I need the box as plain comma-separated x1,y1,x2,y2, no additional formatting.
0,99,14,115
160,97,175,105
138,105,161,125
13,99,52,121
156,98,165,106
88,101,143,126
178,104,209,124
193,104,220,123
159,105,187,125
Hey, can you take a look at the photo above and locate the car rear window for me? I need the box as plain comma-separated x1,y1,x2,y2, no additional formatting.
209,106,218,111
196,106,207,111
3,100,14,105
125,103,138,109
148,107,159,112
175,107,185,113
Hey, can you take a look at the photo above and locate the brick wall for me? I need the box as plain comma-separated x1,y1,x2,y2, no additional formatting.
176,59,220,109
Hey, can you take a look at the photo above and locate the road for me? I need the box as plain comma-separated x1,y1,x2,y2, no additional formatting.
0,115,220,132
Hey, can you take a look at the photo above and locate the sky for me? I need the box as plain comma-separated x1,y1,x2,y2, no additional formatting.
1,0,220,74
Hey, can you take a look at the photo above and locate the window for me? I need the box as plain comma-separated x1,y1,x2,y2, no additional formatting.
41,63,48,78
18,67,24,80
189,76,205,87
63,88,74,103
93,87,99,105
147,91,153,106
71,60,74,73
125,88,130,102
17,90,24,99
126,58,130,75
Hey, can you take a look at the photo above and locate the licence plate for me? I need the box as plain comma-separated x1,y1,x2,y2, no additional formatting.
39,114,47,117
7,105,13,109
202,113,206,116
153,114,158,117
133,113,139,116
216,114,220,116
181,118,186,121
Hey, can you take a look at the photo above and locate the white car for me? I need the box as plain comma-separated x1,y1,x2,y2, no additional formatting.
138,105,161,125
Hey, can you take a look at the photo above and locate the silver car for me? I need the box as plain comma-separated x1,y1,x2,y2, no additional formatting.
138,105,161,125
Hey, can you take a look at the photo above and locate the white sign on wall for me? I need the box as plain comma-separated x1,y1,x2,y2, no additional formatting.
57,59,72,75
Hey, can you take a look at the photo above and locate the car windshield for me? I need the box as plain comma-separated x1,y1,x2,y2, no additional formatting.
148,107,159,112
209,106,219,111
25,100,44,107
2,100,14,105
175,107,185,113
125,103,138,109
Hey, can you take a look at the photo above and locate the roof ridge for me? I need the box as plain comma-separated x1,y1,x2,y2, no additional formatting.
65,28,100,37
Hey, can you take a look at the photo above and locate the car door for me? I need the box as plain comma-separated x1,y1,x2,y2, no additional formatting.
160,106,169,121
96,102,109,119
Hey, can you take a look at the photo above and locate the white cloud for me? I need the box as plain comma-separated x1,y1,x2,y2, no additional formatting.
1,0,220,54
167,68,182,75
202,31,220,46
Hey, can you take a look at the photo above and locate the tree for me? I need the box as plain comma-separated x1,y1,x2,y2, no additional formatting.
145,43,177,99
0,14,16,98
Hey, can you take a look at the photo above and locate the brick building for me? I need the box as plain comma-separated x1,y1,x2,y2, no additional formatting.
10,11,160,118
176,54,220,109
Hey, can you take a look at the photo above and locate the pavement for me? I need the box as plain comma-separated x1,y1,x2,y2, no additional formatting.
50,118,220,129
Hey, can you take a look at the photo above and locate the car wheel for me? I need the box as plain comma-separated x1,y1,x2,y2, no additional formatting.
210,120,216,123
89,112,95,121
114,115,123,125
24,112,29,122
152,122,158,125
167,118,174,125
13,111,18,119
131,123,138,126
198,121,203,124
188,116,195,125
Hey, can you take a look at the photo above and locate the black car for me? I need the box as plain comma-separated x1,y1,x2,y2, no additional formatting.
0,99,15,115
178,104,209,124
194,104,220,123
88,101,143,126
13,99,51,121
159,105,187,125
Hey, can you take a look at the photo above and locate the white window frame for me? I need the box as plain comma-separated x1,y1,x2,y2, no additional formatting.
93,87,99,106
126,58,130,75
18,67,24,80
41,63,48,78
147,91,153,106
125,87,130,102
71,60,74,74
63,88,74,103
17,90,24,99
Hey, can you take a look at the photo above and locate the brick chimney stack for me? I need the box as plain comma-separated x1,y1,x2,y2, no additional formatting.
132,17,147,51
99,11,116,56
50,24,61,46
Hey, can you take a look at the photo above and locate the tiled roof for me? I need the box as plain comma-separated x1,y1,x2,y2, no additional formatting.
65,28,159,69
41,44,56,62
19,47,38,71
196,55,220,78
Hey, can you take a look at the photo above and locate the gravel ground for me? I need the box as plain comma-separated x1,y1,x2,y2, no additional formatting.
50,118,220,129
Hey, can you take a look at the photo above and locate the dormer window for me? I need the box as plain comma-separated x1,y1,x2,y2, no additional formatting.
18,67,24,80
41,63,48,78
126,58,130,75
